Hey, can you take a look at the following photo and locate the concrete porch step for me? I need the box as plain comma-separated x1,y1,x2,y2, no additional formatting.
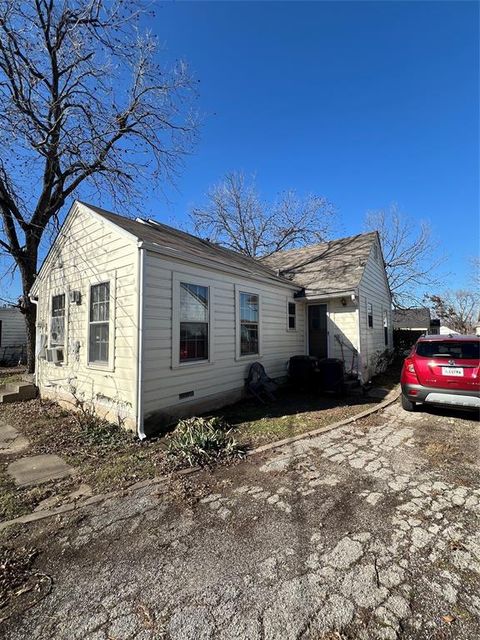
0,382,37,403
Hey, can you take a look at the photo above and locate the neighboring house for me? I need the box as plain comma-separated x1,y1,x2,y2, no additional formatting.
30,201,393,436
393,308,434,333
439,326,460,336
0,306,27,364
263,232,393,380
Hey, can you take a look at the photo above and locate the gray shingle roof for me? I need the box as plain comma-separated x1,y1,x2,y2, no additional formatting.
83,202,289,284
393,308,431,329
262,232,379,296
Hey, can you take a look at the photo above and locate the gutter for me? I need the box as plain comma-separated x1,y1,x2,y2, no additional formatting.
136,244,146,440
298,290,357,302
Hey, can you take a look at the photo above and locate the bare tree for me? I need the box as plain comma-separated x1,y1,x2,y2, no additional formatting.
191,172,336,258
426,290,480,334
0,0,197,371
364,205,445,308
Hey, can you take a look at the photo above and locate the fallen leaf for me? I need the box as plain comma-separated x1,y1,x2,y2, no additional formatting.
442,614,455,624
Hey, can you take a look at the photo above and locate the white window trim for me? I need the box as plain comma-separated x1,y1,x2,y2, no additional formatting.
48,289,68,365
86,273,116,372
235,284,262,361
287,298,297,332
171,271,214,369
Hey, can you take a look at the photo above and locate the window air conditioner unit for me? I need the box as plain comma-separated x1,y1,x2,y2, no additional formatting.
69,290,81,304
46,347,64,364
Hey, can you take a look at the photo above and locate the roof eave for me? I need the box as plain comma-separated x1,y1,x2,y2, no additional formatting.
138,241,300,290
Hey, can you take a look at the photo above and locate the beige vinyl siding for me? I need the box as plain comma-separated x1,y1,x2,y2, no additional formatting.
358,241,393,380
141,251,305,419
327,299,359,366
35,203,139,429
0,308,27,347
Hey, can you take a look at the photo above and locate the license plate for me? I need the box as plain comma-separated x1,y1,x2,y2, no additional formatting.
442,367,463,377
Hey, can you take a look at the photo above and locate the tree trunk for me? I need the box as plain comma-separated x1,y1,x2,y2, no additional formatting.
19,239,39,374
23,301,37,373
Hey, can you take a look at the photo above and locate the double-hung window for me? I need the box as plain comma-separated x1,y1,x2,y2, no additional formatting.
240,292,259,356
89,282,110,364
179,283,209,362
50,294,65,346
288,301,297,330
383,310,389,346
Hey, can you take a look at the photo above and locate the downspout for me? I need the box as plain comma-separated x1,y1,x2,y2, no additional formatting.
136,244,146,440
29,295,39,387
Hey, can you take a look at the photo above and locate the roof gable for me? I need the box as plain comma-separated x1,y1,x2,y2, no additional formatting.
262,232,379,296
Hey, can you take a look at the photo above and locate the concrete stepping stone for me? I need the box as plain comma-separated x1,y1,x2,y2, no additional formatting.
7,454,74,487
0,421,30,454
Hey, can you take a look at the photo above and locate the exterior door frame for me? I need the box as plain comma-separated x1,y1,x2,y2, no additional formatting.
306,302,329,358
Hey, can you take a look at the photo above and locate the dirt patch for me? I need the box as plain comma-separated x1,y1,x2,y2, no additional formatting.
411,408,480,485
0,383,388,521
221,388,380,447
0,399,165,519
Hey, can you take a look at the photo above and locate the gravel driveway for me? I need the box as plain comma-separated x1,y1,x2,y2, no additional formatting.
2,400,480,640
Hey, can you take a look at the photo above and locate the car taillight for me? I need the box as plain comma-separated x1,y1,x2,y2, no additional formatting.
403,358,419,382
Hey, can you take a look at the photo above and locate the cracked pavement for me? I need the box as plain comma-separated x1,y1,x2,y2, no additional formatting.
2,401,480,640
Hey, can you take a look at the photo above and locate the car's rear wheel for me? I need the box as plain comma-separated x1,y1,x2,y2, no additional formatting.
401,393,416,412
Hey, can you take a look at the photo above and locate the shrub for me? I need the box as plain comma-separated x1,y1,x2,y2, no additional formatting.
167,417,245,469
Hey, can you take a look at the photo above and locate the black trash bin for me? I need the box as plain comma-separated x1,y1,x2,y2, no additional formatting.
288,355,319,388
317,358,345,394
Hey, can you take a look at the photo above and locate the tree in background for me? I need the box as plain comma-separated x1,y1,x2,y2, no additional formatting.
191,172,336,258
426,291,479,334
364,205,445,308
425,259,480,334
0,0,197,371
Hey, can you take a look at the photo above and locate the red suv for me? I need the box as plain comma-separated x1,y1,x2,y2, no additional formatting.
400,334,480,412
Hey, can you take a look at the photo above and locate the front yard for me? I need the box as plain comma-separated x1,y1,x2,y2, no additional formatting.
0,376,394,522
1,397,479,639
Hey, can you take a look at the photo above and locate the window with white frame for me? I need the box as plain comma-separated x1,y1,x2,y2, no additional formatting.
179,283,209,362
383,310,389,346
240,292,259,355
89,282,110,364
50,294,65,346
288,301,297,330
367,302,373,328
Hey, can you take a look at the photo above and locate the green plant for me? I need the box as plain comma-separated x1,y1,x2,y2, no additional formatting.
167,417,245,469
75,415,131,448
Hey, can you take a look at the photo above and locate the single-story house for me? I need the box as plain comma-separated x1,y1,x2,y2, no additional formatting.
30,201,393,436
393,308,439,334
0,306,27,364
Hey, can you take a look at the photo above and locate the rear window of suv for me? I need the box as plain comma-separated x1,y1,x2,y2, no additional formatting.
416,341,479,360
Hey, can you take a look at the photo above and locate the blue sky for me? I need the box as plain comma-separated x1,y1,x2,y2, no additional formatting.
1,0,478,299
150,0,479,284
